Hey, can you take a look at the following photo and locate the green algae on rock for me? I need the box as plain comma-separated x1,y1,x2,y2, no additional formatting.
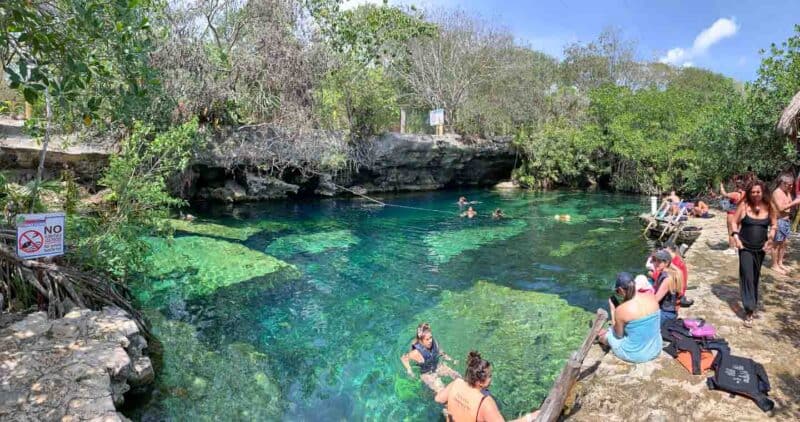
549,239,601,258
143,311,283,420
167,219,289,241
265,229,359,256
136,236,296,305
424,220,527,264
404,281,591,417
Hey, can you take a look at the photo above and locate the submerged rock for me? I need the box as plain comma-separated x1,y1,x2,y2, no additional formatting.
135,236,298,307
166,218,289,241
140,311,283,420
265,229,360,256
424,219,528,264
0,307,152,421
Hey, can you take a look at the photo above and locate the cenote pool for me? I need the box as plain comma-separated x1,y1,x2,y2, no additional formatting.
126,190,652,421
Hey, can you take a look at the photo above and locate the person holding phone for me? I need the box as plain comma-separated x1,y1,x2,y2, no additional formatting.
596,272,661,363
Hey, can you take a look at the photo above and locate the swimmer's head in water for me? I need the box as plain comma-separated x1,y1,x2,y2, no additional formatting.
416,322,433,348
465,351,492,388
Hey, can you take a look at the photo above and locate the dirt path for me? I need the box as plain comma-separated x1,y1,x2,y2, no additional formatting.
568,214,800,421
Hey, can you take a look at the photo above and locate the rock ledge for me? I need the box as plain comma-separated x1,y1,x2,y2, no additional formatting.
0,307,152,422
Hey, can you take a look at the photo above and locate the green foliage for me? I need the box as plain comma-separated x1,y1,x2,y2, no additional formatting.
317,64,399,139
67,120,202,277
513,122,596,189
333,2,436,66
1,0,163,130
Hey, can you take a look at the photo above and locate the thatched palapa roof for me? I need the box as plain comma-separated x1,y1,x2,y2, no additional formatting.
777,90,800,138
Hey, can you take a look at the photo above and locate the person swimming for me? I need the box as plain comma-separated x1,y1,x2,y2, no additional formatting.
554,214,571,222
435,351,540,422
458,196,469,206
400,323,461,393
492,208,505,219
461,206,477,219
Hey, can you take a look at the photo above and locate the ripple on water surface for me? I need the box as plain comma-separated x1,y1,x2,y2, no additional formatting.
127,190,650,420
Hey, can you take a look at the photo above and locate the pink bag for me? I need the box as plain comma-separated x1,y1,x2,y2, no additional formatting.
683,318,716,339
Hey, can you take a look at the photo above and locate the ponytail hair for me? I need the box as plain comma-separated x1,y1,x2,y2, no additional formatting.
663,266,682,294
465,351,492,386
411,322,432,346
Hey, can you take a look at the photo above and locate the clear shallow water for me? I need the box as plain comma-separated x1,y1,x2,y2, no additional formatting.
127,190,651,421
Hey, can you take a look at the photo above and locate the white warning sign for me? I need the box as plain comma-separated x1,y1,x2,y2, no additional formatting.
16,212,65,259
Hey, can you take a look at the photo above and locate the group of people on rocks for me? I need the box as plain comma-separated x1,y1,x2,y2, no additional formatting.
403,178,796,418
602,174,799,367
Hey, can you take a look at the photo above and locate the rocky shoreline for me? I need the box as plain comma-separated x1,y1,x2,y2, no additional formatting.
569,214,800,421
0,307,153,421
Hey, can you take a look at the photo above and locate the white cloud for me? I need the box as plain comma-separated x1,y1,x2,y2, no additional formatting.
660,18,739,66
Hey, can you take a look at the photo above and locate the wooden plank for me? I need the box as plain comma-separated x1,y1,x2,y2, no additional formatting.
535,308,609,422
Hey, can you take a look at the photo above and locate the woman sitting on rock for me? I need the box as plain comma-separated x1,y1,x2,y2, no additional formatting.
400,322,461,393
436,351,540,422
597,272,661,363
651,249,684,322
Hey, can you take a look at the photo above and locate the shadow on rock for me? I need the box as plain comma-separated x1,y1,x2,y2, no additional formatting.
710,282,746,320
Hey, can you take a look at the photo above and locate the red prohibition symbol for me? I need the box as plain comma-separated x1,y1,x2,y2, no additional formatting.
19,230,44,253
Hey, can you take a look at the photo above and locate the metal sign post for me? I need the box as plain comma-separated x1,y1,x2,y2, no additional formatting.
429,108,445,135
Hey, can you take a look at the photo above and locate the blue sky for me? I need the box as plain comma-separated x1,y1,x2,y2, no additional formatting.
342,0,799,81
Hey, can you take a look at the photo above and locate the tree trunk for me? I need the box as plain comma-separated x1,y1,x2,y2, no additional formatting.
29,87,51,212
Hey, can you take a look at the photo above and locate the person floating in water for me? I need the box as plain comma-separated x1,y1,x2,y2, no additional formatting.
401,323,461,393
458,196,469,206
492,208,505,219
554,214,571,222
436,351,540,422
461,206,477,219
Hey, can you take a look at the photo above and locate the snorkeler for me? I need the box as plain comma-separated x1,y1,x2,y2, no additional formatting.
461,206,477,219
492,208,505,219
400,322,461,393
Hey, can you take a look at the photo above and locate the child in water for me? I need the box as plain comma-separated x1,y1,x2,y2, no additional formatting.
400,323,461,393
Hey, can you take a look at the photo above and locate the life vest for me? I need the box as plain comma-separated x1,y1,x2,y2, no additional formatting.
707,352,774,412
661,319,729,375
654,271,680,313
412,338,440,374
446,378,491,422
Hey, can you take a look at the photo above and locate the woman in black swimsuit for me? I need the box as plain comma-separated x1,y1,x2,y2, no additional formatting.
731,180,776,327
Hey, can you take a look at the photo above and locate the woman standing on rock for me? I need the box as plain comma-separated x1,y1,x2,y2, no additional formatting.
731,180,776,327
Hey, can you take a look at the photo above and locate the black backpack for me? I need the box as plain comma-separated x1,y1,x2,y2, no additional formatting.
706,352,775,412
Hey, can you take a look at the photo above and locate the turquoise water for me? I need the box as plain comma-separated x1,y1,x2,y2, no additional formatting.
127,190,651,421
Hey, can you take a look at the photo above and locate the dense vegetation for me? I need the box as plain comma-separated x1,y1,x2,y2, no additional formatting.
0,1,799,290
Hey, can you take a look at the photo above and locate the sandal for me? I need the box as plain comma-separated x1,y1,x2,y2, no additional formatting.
743,315,754,328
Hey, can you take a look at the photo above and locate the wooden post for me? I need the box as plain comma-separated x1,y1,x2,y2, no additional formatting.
25,102,33,120
436,125,444,136
535,309,608,422
400,108,406,134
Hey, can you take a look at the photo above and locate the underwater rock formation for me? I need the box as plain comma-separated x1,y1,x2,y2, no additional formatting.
424,220,528,264
134,236,297,307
